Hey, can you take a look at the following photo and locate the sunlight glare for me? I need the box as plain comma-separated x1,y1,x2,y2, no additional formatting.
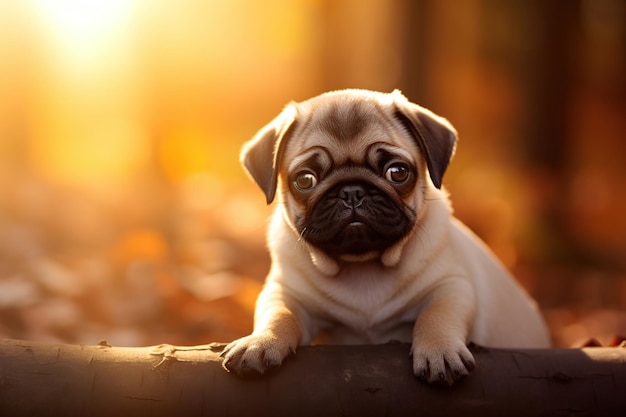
31,0,135,43
25,0,144,188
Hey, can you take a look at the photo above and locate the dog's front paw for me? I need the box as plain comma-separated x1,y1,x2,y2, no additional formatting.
411,339,476,386
220,333,296,376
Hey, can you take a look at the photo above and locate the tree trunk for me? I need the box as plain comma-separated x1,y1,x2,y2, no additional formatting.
0,338,625,417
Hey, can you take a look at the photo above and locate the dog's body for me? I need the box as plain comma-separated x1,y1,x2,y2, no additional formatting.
222,89,550,385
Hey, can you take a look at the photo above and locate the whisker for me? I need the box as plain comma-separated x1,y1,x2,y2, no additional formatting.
298,227,308,243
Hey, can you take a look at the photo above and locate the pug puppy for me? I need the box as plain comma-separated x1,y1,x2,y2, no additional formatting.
221,89,550,385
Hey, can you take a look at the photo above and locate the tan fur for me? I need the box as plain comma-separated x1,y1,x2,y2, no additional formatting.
222,89,550,385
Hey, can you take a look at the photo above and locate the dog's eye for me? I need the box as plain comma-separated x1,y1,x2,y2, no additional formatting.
385,164,410,184
294,172,318,191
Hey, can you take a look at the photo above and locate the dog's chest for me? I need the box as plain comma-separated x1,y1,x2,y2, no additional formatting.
304,263,423,342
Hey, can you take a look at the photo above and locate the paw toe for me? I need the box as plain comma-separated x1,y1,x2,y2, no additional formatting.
411,342,476,386
221,334,293,376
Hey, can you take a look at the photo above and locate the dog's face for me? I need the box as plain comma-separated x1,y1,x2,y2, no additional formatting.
241,89,457,274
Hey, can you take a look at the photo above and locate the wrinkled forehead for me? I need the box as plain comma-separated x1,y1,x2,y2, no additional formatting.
282,97,418,166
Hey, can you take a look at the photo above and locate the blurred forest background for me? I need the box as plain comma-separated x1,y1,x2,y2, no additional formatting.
0,0,625,348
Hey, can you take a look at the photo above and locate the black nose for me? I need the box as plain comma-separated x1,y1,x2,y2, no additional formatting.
339,184,366,208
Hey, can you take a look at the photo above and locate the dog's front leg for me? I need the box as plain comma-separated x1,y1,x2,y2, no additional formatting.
221,282,303,375
411,277,477,385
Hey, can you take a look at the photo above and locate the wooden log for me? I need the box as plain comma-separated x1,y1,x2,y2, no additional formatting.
0,338,625,416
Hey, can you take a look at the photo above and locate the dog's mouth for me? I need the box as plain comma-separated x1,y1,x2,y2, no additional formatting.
299,182,414,257
330,216,376,253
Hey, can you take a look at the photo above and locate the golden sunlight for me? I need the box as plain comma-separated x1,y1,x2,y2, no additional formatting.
24,0,145,187
27,0,138,82
30,0,135,45
12,0,316,188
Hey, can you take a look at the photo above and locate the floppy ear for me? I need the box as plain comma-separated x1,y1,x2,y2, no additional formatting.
240,104,298,204
392,92,457,189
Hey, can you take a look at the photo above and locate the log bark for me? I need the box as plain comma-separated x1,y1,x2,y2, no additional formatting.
0,338,625,417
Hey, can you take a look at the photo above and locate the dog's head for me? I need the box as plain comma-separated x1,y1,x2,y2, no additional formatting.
241,89,457,275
